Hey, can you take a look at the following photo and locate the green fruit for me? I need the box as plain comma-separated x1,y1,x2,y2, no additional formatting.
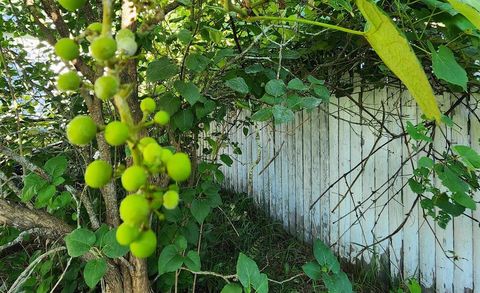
163,190,179,210
67,115,97,146
54,38,79,61
117,38,137,56
116,223,140,246
116,28,135,40
121,166,147,192
168,184,179,192
87,22,102,34
138,137,157,152
160,148,173,164
166,153,191,182
84,160,112,188
119,194,150,225
57,0,86,11
150,191,164,209
104,121,129,146
154,111,170,125
94,75,119,100
90,36,117,61
143,143,162,165
57,71,81,92
129,229,157,258
140,98,156,113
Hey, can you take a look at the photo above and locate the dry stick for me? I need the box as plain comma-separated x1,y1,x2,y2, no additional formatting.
0,144,50,181
258,141,284,176
191,222,204,293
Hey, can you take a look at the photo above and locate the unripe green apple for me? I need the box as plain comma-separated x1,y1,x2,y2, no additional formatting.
57,71,81,92
163,190,179,210
117,38,138,56
121,165,147,192
66,115,97,146
129,229,157,258
54,38,79,61
90,36,117,61
94,75,119,100
116,223,140,246
154,111,170,125
84,160,112,188
168,184,179,192
142,143,163,165
119,194,150,225
57,0,86,11
166,152,191,182
104,121,129,146
140,98,156,113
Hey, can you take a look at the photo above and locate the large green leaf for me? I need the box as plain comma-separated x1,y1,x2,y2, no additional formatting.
172,108,194,132
313,239,340,274
446,0,480,29
158,244,184,275
302,261,322,280
101,229,129,258
174,81,201,105
226,77,250,94
43,156,67,178
452,145,480,169
146,57,178,82
356,0,441,122
236,253,261,289
65,228,96,257
184,250,201,272
265,79,286,97
431,45,468,90
84,258,107,288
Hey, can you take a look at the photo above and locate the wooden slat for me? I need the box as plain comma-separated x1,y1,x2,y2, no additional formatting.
320,105,330,244
329,100,340,253
338,96,351,259
311,107,322,241
303,110,313,242
295,111,305,240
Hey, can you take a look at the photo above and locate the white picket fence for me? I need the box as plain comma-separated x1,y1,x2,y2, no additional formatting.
200,87,480,293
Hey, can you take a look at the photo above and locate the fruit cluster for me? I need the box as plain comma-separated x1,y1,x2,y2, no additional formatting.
56,0,191,258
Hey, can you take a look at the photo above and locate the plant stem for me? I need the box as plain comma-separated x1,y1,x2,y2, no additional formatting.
102,0,113,36
246,16,366,36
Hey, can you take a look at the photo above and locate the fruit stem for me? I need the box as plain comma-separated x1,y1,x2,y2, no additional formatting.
246,16,366,36
102,0,113,36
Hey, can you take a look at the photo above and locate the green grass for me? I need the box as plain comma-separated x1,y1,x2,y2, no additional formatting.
194,191,411,293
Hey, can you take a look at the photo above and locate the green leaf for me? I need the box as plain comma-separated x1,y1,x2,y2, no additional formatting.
191,199,211,224
313,239,340,274
158,245,184,275
301,97,322,109
252,273,268,293
408,178,425,194
184,251,201,272
221,283,243,293
174,235,188,251
226,77,250,94
44,156,67,178
272,105,294,124
287,78,308,91
185,53,210,72
177,29,193,44
418,157,434,169
251,108,273,122
101,229,129,258
313,85,330,101
35,184,56,208
431,45,468,91
172,108,194,132
322,271,353,293
195,100,216,119
452,145,480,169
21,173,48,202
452,193,476,210
206,27,223,44
407,278,422,293
146,57,178,82
446,0,480,29
84,258,107,289
265,79,286,97
236,253,261,289
174,81,201,105
356,0,441,122
302,262,322,280
65,228,96,257
220,154,233,167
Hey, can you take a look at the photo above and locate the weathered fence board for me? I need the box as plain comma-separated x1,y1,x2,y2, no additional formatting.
213,89,479,292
